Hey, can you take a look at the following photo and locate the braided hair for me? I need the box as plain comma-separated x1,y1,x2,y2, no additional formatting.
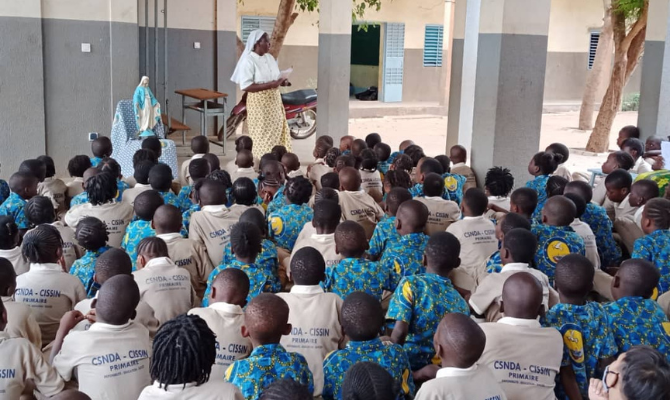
37,155,56,178
391,154,413,174
22,224,63,263
285,177,312,206
325,147,341,168
75,217,109,251
25,196,56,228
645,198,670,230
404,145,425,167
67,155,92,178
0,216,19,250
230,221,262,259
100,157,122,179
384,170,412,190
133,149,159,166
341,361,400,400
151,314,216,389
360,149,378,172
86,172,117,205
260,379,312,400
485,166,515,197
231,177,258,206
207,169,233,189
546,175,568,198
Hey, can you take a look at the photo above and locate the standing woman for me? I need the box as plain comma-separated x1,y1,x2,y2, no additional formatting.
231,30,291,159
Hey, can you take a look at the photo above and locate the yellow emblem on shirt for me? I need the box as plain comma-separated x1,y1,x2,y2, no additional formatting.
402,281,413,303
394,260,402,275
270,216,284,236
652,287,659,301
563,329,585,363
444,176,458,192
401,369,410,394
663,322,670,336
547,240,570,264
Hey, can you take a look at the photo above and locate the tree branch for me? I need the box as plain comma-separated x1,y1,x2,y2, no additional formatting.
621,0,648,51
625,26,646,82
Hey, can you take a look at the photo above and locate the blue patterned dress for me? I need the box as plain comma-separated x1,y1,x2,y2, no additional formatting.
202,258,281,306
0,192,29,229
324,258,386,301
69,246,111,297
532,224,585,283
268,203,313,251
582,203,621,266
632,229,670,295
121,220,155,269
368,215,398,259
380,233,430,292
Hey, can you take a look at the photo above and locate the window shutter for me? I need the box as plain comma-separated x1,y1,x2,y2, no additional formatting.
588,32,600,70
241,16,276,43
423,25,444,67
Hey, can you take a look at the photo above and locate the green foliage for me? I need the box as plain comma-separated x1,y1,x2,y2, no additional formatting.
294,0,385,22
621,92,640,112
613,0,646,19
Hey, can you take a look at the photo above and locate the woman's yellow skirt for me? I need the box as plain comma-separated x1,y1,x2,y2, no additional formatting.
246,88,292,159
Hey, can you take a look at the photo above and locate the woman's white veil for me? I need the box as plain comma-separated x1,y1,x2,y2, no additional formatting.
230,29,267,85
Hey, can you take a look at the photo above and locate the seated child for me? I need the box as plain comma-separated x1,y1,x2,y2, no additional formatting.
133,237,195,323
0,300,64,398
341,362,398,399
225,294,313,398
229,177,264,214
25,197,81,270
545,254,618,399
484,212,532,274
470,228,554,322
629,179,660,228
414,313,506,400
64,172,134,248
122,190,163,268
289,200,342,275
271,145,288,162
129,148,159,184
632,198,670,295
260,160,288,216
387,232,469,374
446,189,497,279
14,225,86,345
484,166,515,217
592,151,635,207
324,147,341,170
231,149,259,183
225,136,260,174
478,273,564,399
52,275,151,399
388,140,415,165
177,158,210,212
352,139,368,159
69,217,110,297
532,175,568,222
508,187,538,220
0,258,42,349
309,172,339,207
278,247,344,397
359,149,382,195
37,155,68,214
99,158,129,201
416,173,461,234
532,195,586,283
435,155,467,205
365,133,382,149
324,221,386,301
391,154,414,177
616,125,640,149
154,204,213,303
368,188,412,260
622,137,653,174
90,136,112,167
149,163,179,207
0,217,30,276
188,269,252,378
282,152,304,179
308,138,333,190
268,177,314,255
204,153,222,173
337,167,384,239
180,136,209,186
323,292,414,400
564,193,601,269
380,200,430,292
374,142,392,177
334,155,356,174
139,314,243,399
69,167,98,208
409,158,445,198
142,137,163,159
604,258,670,358
605,169,637,220
65,155,92,201
0,171,39,230
404,145,425,183
339,135,354,155
546,142,572,181
449,145,477,192
525,150,563,207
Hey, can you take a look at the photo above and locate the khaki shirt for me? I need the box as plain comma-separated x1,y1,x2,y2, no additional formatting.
0,332,64,398
157,233,214,303
571,219,601,269
73,296,160,338
224,157,260,175
290,231,342,272
277,285,344,397
40,177,68,214
2,296,42,350
64,201,134,248
139,380,244,400
415,364,508,400
230,167,258,183
658,291,670,319
479,318,562,400
189,205,243,266
553,164,572,182
614,194,638,221
360,170,383,193
446,216,498,278
416,196,461,234
338,190,384,239
15,263,86,345
0,247,30,276
188,302,252,379
66,177,85,199
24,222,82,271
180,154,206,187
307,159,332,190
133,257,195,324
52,321,152,400
122,183,153,205
451,163,477,192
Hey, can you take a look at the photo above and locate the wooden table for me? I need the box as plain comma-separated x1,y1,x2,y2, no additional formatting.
176,88,228,152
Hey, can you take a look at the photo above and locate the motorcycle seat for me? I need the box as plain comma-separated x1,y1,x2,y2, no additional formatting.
281,89,317,106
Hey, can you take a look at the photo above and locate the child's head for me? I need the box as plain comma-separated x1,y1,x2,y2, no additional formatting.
133,160,155,185
612,258,659,300
622,137,645,161
75,217,109,251
339,135,354,152
236,149,255,169
290,247,326,286
284,177,312,206
434,313,486,369
352,139,368,158
37,155,56,178
640,198,670,235
334,155,356,173
365,133,382,149
541,195,576,227
564,193,587,219
324,147,341,168
425,231,461,275
545,143,569,164
497,212,532,242
373,143,391,163
564,181,594,204
94,248,132,284
152,205,182,234
546,175,568,198
629,180,660,208
95,275,140,325
313,200,341,234
341,292,383,341
395,200,429,235
501,272,544,319
281,152,300,173
602,151,636,174
142,137,162,158
359,149,378,172
338,167,362,192
554,254,594,303
0,258,17,297
398,140,415,152
21,224,63,264
231,177,258,206
617,125,640,148
604,169,633,203
19,159,47,182
320,172,340,190
198,179,227,206
91,136,112,158
67,155,92,178
207,169,233,189
510,187,538,218
149,163,174,192
313,139,332,160
191,135,210,154
383,170,413,193
189,158,211,182
271,146,288,162
528,151,563,176
315,187,339,203
230,221,262,262
25,196,56,227
417,158,444,183
133,149,159,166
86,172,117,205
391,154,413,175
335,221,368,258
404,145,425,168
234,135,253,152
137,237,169,267
317,135,334,148
99,158,122,180
484,166,514,198
423,173,445,198
151,314,217,388
0,217,19,250
341,362,397,400
203,153,221,172
500,228,538,265
242,293,291,345
239,208,268,237
261,160,286,185
385,187,412,217
646,136,663,152
449,145,467,164
210,268,250,307
435,155,451,174
461,188,488,217
134,190,164,222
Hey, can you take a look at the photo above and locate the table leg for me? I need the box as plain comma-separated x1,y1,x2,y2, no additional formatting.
203,100,208,137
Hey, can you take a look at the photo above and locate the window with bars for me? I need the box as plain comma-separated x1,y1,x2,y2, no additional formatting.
241,16,276,42
588,31,600,70
423,25,444,67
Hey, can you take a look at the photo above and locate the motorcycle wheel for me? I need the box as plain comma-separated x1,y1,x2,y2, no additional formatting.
289,109,317,140
218,113,246,141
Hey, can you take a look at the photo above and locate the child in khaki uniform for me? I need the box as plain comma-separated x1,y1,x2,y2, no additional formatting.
122,160,156,205
449,145,477,192
337,167,384,239
282,153,305,179
0,259,42,349
38,155,68,215
65,155,92,201
416,173,461,234
0,217,30,276
230,150,258,183
188,268,252,379
180,136,209,186
308,138,334,190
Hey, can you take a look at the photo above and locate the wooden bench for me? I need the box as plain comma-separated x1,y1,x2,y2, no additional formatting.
161,114,191,145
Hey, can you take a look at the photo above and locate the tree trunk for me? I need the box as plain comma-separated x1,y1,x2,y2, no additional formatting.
270,0,300,59
236,36,245,58
578,2,613,130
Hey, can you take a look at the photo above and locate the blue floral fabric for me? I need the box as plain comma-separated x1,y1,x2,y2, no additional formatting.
121,220,155,269
0,180,10,204
202,258,281,306
323,258,386,301
181,204,200,237
532,224,585,283
177,185,194,212
582,203,621,266
442,173,466,205
0,192,29,229
380,233,430,292
69,246,111,298
632,229,670,296
222,239,278,283
485,250,503,274
409,183,451,201
268,203,313,251
525,174,551,206
368,215,398,259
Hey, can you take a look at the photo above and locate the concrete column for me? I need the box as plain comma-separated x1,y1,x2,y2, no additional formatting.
217,0,238,108
446,0,481,154
638,0,670,140
317,0,352,141
471,0,551,186
440,0,456,108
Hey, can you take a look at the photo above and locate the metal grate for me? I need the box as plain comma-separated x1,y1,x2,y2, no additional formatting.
241,16,276,42
423,25,444,67
588,31,600,70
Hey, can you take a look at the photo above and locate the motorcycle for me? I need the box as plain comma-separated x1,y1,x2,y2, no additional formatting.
219,89,318,141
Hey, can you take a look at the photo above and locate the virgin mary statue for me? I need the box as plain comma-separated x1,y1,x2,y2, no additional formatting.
133,76,161,137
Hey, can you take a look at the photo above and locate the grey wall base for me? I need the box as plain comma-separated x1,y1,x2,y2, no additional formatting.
317,33,352,141
638,40,668,140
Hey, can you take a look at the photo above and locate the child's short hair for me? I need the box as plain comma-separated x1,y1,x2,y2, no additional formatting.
341,292,383,341
324,147,341,168
152,204,182,234
632,179,660,200
617,259,659,298
239,208,267,236
485,166,514,197
365,133,382,149
419,158,444,176
315,188,339,204
212,268,250,305
189,159,211,181
290,247,326,286
320,172,340,190
245,294,291,344
22,224,62,263
203,154,221,172
9,172,38,197
500,212,532,234
68,155,92,178
281,153,300,172
95,248,133,283
564,181,593,203
546,175,568,198
19,159,46,182
271,146,288,162
386,187,413,216
313,139,332,160
644,198,670,229
313,200,341,231
37,155,56,178
622,138,645,158
435,155,451,174
341,362,398,400
148,163,174,192
502,228,537,264
0,258,16,295
335,221,367,258
75,216,109,251
423,173,445,197
620,125,641,139
96,275,140,325
604,169,633,190
463,188,489,216
99,158,122,179
231,177,257,206
404,145,425,167
0,216,19,250
261,160,286,183
334,155,356,172
230,221,262,260
207,169,233,189
25,196,56,227
198,179,227,206
425,231,461,272
133,149,159,166
134,190,164,221
285,177,312,206
564,192,587,219
359,149,378,172
234,135,253,152
543,196,576,226
391,154,413,174
373,143,391,162
236,150,255,170
91,136,112,158
133,160,155,185
531,151,563,175
555,254,594,299
611,151,636,171
317,135,334,148
86,172,117,205
384,170,412,190
137,237,169,259
142,137,162,157
545,143,569,163
510,187,538,216
352,139,368,156
261,379,313,400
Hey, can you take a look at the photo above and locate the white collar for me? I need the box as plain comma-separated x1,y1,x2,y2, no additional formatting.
343,189,364,194
209,302,244,315
201,204,228,213
0,247,22,257
452,162,466,168
309,233,335,242
236,167,255,173
616,194,631,208
71,177,84,183
500,263,530,273
498,317,541,328
290,285,325,295
156,232,183,241
143,257,175,270
191,154,205,160
462,216,484,221
134,183,151,189
435,364,478,378
89,321,132,332
314,158,325,164
1,296,12,303
29,263,63,272
488,196,508,201
151,381,198,392
424,196,445,201
287,170,304,178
